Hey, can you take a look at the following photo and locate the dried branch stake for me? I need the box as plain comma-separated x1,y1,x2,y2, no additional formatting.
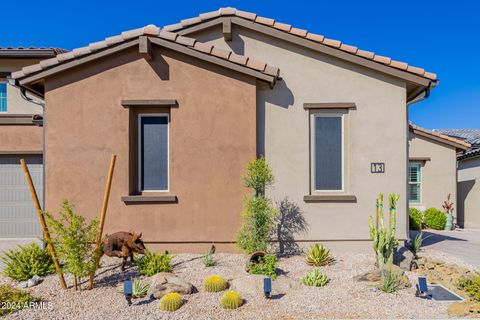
20,158,67,289
88,155,116,290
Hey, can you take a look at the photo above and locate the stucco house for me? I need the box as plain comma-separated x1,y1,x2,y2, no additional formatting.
436,129,480,228
12,8,438,252
0,47,64,240
408,124,470,224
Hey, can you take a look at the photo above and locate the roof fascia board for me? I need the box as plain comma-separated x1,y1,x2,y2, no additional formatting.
19,39,140,86
0,50,58,59
148,37,275,85
412,129,469,151
179,16,432,88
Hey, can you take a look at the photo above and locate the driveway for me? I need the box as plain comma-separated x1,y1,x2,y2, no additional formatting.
411,229,480,269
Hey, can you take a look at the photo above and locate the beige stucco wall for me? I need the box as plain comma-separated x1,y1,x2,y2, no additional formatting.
408,133,458,217
191,25,409,251
0,124,42,152
0,59,43,115
458,157,480,228
44,46,257,253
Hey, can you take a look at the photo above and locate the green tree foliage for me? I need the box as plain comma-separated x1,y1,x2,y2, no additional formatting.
0,243,54,281
44,200,98,290
237,157,277,253
409,208,423,230
424,208,446,230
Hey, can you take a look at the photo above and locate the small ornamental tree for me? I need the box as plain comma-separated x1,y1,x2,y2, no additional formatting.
236,157,277,253
44,200,99,290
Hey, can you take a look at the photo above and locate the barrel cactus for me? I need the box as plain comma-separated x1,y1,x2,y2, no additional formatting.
159,292,183,312
204,275,228,292
220,291,243,309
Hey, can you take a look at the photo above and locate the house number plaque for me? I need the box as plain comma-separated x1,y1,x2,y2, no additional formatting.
371,163,385,173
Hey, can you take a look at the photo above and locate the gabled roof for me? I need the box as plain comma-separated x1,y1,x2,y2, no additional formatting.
12,25,280,93
163,7,437,86
458,148,480,161
0,46,67,58
410,123,471,150
433,129,480,147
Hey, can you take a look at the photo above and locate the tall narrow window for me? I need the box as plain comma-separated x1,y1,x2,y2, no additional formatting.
138,114,169,191
0,83,7,112
408,163,421,204
313,114,343,191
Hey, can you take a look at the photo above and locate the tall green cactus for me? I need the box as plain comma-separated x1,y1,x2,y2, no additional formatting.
369,193,399,271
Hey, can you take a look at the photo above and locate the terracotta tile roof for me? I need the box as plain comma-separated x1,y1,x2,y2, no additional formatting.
163,7,437,81
0,46,67,54
11,25,279,81
410,123,471,150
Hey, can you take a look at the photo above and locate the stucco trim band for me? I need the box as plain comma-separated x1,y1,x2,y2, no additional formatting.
121,195,178,203
121,99,179,108
409,157,431,162
303,194,357,202
303,102,356,110
0,114,35,125
0,150,42,155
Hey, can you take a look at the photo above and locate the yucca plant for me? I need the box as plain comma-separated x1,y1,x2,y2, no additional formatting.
132,278,150,298
377,271,400,293
305,244,333,267
159,292,183,312
220,291,243,309
301,268,329,287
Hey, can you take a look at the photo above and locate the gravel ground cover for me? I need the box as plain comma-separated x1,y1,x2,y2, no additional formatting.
2,248,475,320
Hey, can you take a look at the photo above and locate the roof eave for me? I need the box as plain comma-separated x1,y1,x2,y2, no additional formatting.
0,50,59,59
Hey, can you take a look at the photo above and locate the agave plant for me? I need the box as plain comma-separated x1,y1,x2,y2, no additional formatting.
301,268,329,287
305,244,333,267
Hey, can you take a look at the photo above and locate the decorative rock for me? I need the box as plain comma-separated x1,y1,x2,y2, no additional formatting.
148,272,194,299
18,275,42,289
353,265,410,288
393,247,415,271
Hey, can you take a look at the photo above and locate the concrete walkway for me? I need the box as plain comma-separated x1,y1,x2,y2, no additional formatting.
411,229,480,268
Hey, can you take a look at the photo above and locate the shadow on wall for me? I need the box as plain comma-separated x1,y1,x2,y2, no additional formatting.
275,197,308,255
457,179,476,228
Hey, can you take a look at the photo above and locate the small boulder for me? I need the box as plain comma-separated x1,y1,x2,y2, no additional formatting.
393,247,415,271
148,272,194,299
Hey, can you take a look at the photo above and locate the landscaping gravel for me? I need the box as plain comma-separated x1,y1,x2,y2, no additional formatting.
1,248,467,320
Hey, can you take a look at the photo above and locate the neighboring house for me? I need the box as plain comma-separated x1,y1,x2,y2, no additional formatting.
0,47,64,240
435,129,480,228
408,124,470,225
12,8,437,252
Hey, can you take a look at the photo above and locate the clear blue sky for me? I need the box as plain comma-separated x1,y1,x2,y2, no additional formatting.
3,0,479,129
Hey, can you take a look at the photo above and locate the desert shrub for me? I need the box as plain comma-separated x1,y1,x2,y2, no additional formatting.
44,200,98,290
134,249,173,276
132,278,150,298
159,292,183,311
248,254,278,279
408,232,426,258
236,158,277,254
0,285,42,316
220,291,243,309
203,252,216,267
409,208,423,230
457,274,480,302
305,244,333,267
0,242,55,281
377,271,400,293
301,268,329,287
424,208,446,230
204,275,228,292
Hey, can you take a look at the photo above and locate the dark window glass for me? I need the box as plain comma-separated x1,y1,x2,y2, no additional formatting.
314,116,342,190
140,116,168,191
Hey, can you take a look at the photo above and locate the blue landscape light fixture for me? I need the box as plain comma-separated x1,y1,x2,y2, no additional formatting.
124,278,133,306
263,277,272,298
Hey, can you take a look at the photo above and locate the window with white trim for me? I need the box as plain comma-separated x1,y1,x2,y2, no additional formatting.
138,114,169,192
0,82,7,112
408,162,422,204
312,113,344,191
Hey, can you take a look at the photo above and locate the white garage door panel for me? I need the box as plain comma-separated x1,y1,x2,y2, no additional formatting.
0,156,43,238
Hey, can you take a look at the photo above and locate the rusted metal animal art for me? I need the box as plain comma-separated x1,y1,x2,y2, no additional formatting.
102,231,146,271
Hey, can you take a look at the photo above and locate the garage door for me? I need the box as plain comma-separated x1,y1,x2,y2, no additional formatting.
0,155,43,238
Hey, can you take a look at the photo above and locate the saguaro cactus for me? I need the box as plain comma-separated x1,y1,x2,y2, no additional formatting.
369,193,399,271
